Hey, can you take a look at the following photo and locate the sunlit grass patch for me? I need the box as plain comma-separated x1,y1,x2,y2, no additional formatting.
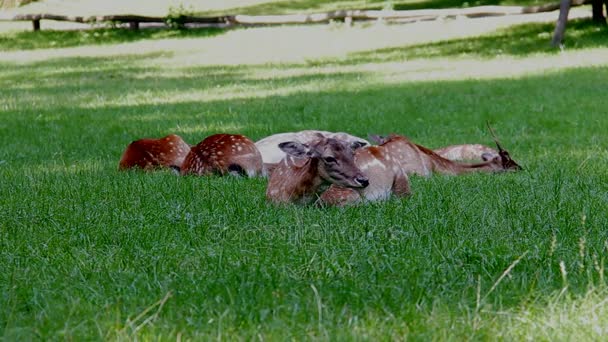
350,19,608,61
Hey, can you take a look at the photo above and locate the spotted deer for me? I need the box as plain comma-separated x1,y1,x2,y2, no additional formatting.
119,134,191,170
266,136,369,204
256,130,370,165
180,134,263,177
256,130,501,174
320,134,521,206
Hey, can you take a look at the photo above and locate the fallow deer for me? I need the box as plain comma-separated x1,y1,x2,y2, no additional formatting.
266,136,369,204
256,130,370,165
320,134,521,206
180,134,263,177
256,130,499,174
368,134,521,176
319,139,412,206
119,134,191,170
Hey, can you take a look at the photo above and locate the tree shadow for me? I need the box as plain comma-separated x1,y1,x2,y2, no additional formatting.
2,51,607,166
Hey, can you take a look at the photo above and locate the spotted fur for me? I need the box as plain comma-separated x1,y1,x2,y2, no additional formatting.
119,134,190,170
181,134,263,177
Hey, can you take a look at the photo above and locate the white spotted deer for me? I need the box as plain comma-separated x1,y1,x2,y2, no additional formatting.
320,134,521,206
180,134,264,177
119,134,191,170
266,136,369,204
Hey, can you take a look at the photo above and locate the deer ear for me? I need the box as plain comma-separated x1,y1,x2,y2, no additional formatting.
368,134,385,144
279,141,310,157
482,154,500,163
481,152,498,161
351,141,368,150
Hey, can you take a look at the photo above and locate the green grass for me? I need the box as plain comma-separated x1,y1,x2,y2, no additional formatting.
348,19,608,60
0,27,225,51
2,22,608,340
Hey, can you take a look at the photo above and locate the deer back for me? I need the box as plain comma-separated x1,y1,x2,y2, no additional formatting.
433,144,499,161
181,134,263,177
119,134,190,170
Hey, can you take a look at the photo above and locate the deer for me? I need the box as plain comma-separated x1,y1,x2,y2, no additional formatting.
266,136,369,204
255,130,370,165
119,134,191,170
256,130,502,174
320,133,521,206
180,133,264,177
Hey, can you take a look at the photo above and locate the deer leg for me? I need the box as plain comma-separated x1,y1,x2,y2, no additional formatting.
392,170,412,197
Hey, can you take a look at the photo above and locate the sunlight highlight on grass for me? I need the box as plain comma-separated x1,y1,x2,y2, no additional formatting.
171,123,245,135
31,160,105,174
493,289,608,340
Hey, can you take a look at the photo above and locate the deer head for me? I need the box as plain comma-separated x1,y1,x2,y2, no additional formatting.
485,122,523,171
279,138,369,188
266,137,368,204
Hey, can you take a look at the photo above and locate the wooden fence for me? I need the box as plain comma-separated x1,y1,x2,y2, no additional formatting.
0,0,592,31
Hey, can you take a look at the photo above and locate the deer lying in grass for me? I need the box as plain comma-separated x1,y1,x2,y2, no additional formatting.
181,134,264,177
256,130,501,173
266,136,369,204
256,130,370,165
119,134,191,170
320,134,521,206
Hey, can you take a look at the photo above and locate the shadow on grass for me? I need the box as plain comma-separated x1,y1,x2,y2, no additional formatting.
2,51,608,163
0,26,225,51
349,19,608,61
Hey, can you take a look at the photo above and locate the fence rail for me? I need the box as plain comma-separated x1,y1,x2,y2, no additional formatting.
0,0,592,31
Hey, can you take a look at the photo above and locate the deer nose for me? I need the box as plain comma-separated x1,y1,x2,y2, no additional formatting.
356,176,369,188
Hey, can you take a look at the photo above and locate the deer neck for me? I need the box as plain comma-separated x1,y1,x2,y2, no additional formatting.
268,156,325,204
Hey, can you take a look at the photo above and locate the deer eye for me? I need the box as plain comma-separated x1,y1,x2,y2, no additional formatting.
323,156,337,164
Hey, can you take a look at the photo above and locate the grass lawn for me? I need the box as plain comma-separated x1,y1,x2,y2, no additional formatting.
2,15,608,340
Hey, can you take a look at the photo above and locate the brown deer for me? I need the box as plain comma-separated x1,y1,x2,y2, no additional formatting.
266,136,369,204
256,130,500,174
180,134,263,177
320,134,521,206
119,134,191,170
368,134,521,176
256,130,370,165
